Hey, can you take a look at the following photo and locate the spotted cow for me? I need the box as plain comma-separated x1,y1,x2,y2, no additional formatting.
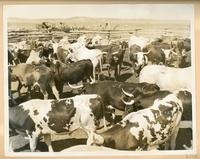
9,94,105,152
87,93,183,150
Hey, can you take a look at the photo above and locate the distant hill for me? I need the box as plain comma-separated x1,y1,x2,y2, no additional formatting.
8,16,189,24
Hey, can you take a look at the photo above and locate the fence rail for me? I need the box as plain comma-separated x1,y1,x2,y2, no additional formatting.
8,28,190,43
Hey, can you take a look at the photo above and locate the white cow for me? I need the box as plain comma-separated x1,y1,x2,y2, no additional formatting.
128,35,150,52
91,34,102,46
68,42,103,82
161,48,177,63
26,50,41,65
139,65,192,92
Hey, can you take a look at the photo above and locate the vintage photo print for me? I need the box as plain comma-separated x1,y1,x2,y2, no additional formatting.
3,4,196,156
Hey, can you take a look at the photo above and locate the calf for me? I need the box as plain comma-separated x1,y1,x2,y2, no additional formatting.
9,94,105,152
87,93,183,150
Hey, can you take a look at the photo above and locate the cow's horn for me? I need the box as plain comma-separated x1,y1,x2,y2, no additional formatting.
68,82,83,89
121,98,135,105
171,50,178,55
122,88,134,97
112,51,118,55
143,50,151,55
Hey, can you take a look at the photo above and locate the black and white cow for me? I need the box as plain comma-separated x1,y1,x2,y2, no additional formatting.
87,93,183,150
9,94,105,152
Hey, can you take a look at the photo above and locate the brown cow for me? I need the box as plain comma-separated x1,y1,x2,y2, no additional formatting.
9,63,59,100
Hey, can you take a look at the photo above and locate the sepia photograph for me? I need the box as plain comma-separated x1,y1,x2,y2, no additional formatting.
3,3,196,156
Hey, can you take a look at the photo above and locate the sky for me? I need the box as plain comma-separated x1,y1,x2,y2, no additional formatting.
4,4,193,20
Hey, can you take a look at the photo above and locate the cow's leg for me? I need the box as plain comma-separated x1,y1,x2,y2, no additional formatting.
93,66,96,82
107,65,111,79
86,131,96,145
9,140,14,152
43,134,54,152
131,63,135,74
148,145,159,151
17,81,23,97
27,132,38,152
170,125,180,150
102,116,107,130
114,65,120,81
39,84,48,100
49,81,60,100
99,58,102,73
89,77,95,84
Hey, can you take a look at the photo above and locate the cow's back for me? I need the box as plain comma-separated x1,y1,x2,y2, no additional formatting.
139,65,192,92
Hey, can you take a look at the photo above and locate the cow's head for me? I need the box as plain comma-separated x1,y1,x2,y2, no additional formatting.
161,47,177,65
77,35,87,45
87,132,104,146
91,35,102,46
120,41,128,52
121,83,160,113
49,59,61,74
132,51,149,74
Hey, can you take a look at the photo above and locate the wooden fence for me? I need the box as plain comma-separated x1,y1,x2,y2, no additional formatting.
8,28,190,43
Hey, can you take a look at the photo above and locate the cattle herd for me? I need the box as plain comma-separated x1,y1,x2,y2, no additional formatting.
8,32,193,152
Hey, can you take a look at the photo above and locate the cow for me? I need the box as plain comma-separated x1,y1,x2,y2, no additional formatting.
9,63,59,100
171,38,191,55
49,59,94,96
121,88,192,120
139,65,192,92
26,50,42,65
26,42,53,66
129,45,166,76
80,81,160,123
67,42,103,81
129,44,142,74
105,41,128,80
87,93,183,150
128,35,150,52
40,41,54,59
121,88,193,150
94,41,128,80
8,49,16,65
91,34,102,46
9,94,105,152
179,50,191,68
